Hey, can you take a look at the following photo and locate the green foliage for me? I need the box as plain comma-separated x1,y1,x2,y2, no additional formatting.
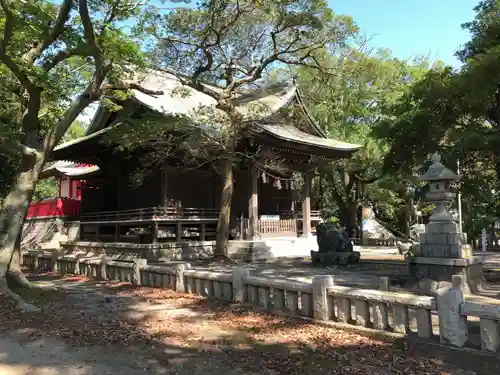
296,47,430,234
32,179,58,201
61,120,87,143
143,0,358,83
372,0,500,236
0,0,149,159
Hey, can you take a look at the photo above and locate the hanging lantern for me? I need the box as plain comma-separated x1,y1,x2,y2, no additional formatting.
276,179,282,190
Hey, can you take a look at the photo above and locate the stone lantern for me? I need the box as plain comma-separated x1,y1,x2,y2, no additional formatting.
418,153,461,222
408,153,485,295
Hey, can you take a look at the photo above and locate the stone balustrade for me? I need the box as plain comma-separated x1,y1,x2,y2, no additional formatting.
21,250,500,355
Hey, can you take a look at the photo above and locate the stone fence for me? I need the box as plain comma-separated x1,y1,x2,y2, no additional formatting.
22,250,500,354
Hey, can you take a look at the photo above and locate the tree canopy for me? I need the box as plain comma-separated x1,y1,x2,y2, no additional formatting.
372,0,500,236
0,0,163,302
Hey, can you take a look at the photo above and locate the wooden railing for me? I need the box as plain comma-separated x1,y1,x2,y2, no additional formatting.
235,218,298,238
26,198,80,219
471,237,500,250
258,219,296,237
81,206,219,222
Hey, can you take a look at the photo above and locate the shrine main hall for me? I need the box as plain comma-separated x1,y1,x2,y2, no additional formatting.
48,69,361,258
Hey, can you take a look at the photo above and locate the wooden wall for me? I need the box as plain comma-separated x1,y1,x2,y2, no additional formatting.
80,153,294,216
259,178,294,215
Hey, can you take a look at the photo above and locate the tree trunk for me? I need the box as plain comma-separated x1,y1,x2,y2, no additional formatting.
7,233,32,288
318,175,324,210
215,156,234,257
340,202,357,238
0,151,43,311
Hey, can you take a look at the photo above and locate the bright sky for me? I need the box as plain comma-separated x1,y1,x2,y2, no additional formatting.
330,0,480,67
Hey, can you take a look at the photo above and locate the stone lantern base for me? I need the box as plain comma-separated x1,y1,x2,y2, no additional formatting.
406,221,486,295
407,256,485,295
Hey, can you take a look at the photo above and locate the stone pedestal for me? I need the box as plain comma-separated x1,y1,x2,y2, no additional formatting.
408,221,485,294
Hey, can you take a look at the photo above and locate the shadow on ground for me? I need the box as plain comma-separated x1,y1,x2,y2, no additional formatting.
0,273,490,375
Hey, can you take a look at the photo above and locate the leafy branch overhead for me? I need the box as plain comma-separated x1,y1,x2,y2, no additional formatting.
144,0,358,99
0,0,160,158
0,0,169,293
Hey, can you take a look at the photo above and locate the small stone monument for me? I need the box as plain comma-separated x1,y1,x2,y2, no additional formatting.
310,222,360,266
408,153,485,294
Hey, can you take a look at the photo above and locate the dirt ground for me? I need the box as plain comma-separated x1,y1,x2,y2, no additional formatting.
0,273,482,375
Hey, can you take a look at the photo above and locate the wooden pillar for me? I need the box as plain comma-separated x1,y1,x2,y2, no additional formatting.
161,163,168,206
152,222,159,244
116,164,122,210
200,223,206,241
96,225,101,242
176,221,182,241
302,171,312,238
114,224,120,242
248,166,259,239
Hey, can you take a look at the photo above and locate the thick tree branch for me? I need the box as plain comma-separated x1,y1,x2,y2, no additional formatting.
0,0,13,53
46,87,94,150
42,49,74,71
23,0,74,65
79,0,99,57
46,80,164,149
225,31,325,93
0,137,37,158
100,81,164,96
21,88,43,140
42,44,88,71
156,67,221,101
181,76,222,101
78,0,110,98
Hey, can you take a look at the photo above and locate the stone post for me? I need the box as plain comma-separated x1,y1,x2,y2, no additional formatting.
132,259,147,286
175,263,191,292
51,249,64,274
379,276,390,291
312,275,334,321
480,318,500,352
74,254,82,275
437,275,468,347
232,267,249,303
99,253,108,281
33,251,40,270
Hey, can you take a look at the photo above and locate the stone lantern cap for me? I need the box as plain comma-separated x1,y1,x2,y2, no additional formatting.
418,153,461,182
